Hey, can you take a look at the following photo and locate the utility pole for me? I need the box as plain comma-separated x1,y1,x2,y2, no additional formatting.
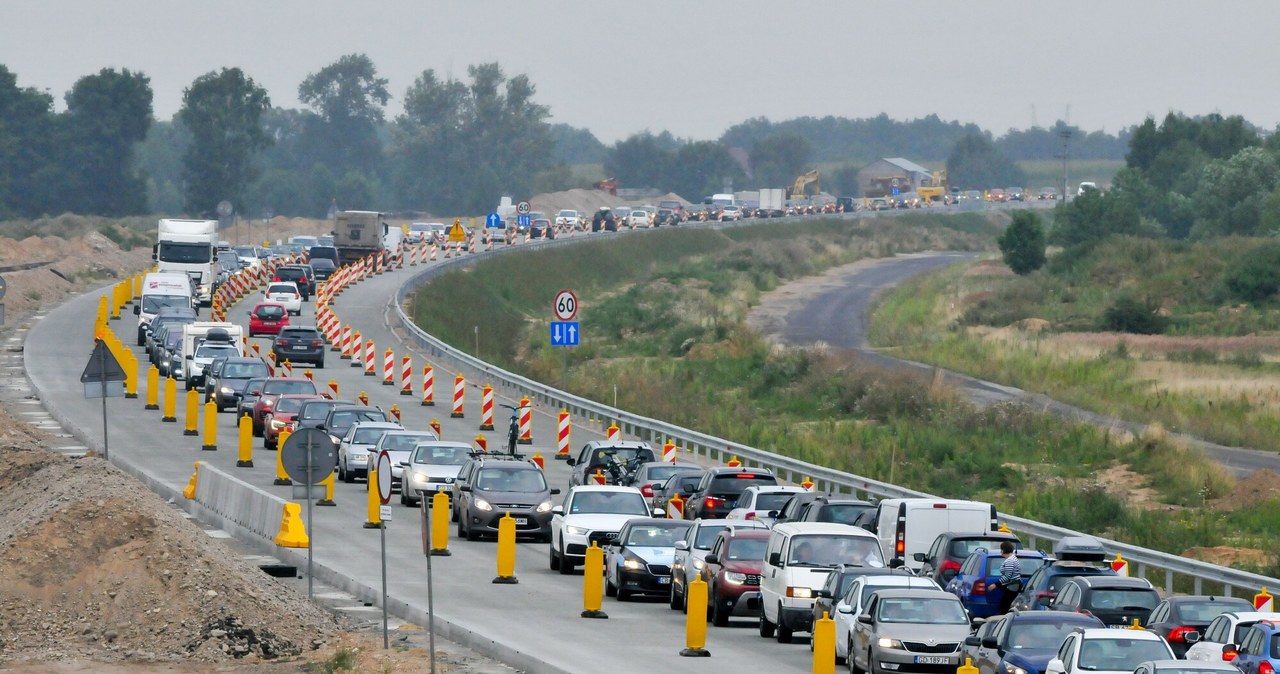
1059,104,1072,200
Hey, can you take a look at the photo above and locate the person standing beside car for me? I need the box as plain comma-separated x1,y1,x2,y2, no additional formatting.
997,541,1022,614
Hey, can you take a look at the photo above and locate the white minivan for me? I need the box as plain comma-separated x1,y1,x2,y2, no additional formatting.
758,522,884,644
134,272,193,345
870,498,998,572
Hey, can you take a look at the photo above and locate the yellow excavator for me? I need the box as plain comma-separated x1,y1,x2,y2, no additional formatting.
789,170,820,199
917,170,950,203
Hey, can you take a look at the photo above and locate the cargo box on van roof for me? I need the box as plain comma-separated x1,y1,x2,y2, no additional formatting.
1052,535,1108,562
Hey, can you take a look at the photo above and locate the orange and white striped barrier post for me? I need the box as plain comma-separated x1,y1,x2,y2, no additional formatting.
430,243,437,261
389,404,401,423
338,324,352,357
382,348,394,385
304,369,313,382
444,241,452,259
479,385,495,430
266,352,277,377
358,391,369,406
1255,587,1274,612
606,422,619,441
517,395,532,445
430,418,441,438
363,339,376,377
727,455,742,468
668,493,685,519
663,439,677,463
251,343,261,358
475,434,488,452
451,373,465,418
801,476,814,491
592,468,607,485
421,363,435,406
281,359,293,378
556,410,571,460
531,451,544,470
1111,553,1129,577
349,330,363,368
328,379,339,399
400,355,413,395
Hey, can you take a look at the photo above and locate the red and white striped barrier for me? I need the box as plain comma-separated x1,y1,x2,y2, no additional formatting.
430,243,437,262
363,339,376,376
451,373,465,418
382,348,394,385
518,396,532,445
556,410,570,459
400,355,413,396
663,439,677,463
479,385,494,431
340,325,352,358
421,363,435,406
350,330,363,367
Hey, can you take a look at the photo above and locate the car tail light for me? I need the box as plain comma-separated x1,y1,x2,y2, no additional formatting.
745,512,756,520
973,579,986,596
277,339,290,347
1222,646,1238,662
272,276,280,282
310,340,323,347
1167,626,1197,643
1259,661,1273,674
940,560,962,575
705,496,723,510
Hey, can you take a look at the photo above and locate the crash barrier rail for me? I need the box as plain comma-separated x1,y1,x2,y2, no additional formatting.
390,223,1280,599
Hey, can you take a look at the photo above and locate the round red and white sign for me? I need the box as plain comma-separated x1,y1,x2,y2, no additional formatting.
553,289,578,321
375,450,393,505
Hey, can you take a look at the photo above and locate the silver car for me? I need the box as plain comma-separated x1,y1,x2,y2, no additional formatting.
369,430,439,493
849,588,971,674
337,421,403,483
670,518,767,611
399,441,471,507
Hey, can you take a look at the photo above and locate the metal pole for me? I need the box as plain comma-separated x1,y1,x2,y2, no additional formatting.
100,345,109,461
381,523,388,649
306,436,314,600
427,510,437,674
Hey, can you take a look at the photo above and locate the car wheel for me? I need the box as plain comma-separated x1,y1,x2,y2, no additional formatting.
558,543,575,575
668,580,682,610
681,582,689,614
549,543,561,571
711,589,728,627
465,521,480,542
457,520,466,539
605,575,617,598
399,489,407,506
316,359,324,369
341,461,353,483
759,612,776,639
776,605,793,643
616,585,631,602
451,503,459,523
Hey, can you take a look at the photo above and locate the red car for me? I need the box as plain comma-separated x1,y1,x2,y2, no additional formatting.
248,302,289,337
251,377,320,436
699,527,771,626
263,393,324,449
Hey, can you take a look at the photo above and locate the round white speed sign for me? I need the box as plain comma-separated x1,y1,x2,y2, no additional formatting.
553,289,578,321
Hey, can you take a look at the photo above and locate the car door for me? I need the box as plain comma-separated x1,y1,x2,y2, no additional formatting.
672,522,696,592
852,593,880,669
969,615,1004,674
1051,582,1082,613
835,578,863,653
452,460,476,521
1188,615,1230,660
1055,633,1079,674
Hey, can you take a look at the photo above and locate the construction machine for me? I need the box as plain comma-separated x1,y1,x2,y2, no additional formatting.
788,170,820,200
917,171,951,203
594,177,618,196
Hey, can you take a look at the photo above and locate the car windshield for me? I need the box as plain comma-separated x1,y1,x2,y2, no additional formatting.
279,330,318,340
569,491,649,515
754,493,797,510
158,241,212,264
693,523,729,550
1075,638,1171,671
414,445,470,465
1007,622,1094,650
243,378,266,395
267,285,296,295
352,428,390,445
476,468,547,493
330,410,382,430
255,305,285,319
1175,601,1246,623
645,466,697,482
1086,589,1158,610
984,555,1046,576
816,504,873,524
585,447,653,466
275,397,307,415
709,474,776,495
626,525,684,547
196,344,237,359
725,538,767,561
263,380,316,395
223,362,269,378
951,538,1012,558
788,535,884,568
557,210,575,217
877,597,968,624
380,433,434,451
300,402,335,420
142,295,188,313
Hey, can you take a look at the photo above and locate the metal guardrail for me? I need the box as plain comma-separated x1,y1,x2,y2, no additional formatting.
388,223,1280,599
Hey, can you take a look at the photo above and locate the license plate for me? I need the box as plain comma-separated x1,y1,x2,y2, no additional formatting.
658,577,670,584
915,657,950,665
513,517,528,525
290,346,306,350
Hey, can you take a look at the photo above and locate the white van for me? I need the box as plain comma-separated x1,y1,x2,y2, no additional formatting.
1077,181,1098,196
759,522,884,643
178,322,244,390
871,498,998,572
134,272,194,346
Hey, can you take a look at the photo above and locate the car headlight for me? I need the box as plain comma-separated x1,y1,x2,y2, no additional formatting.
786,586,813,599
220,386,235,396
1004,664,1026,674
624,558,644,570
565,525,589,536
413,471,429,482
474,497,493,512
270,418,286,430
350,455,367,464
535,500,553,513
725,572,748,583
878,637,903,649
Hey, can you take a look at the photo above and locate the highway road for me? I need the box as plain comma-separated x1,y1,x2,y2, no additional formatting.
770,253,1280,477
25,234,818,674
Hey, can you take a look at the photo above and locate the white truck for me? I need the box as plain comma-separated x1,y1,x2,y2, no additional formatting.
758,188,786,218
133,272,194,345
178,322,244,390
155,219,219,308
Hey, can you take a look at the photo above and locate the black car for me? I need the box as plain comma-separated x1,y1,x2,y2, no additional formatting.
566,441,655,486
1144,595,1252,657
308,257,336,281
452,455,559,541
237,377,269,419
295,399,355,432
319,404,391,444
272,264,314,301
773,491,826,525
529,218,555,240
271,326,326,368
145,309,196,357
1048,575,1161,627
653,472,705,515
917,530,1022,585
203,356,271,411
590,208,618,233
604,518,691,600
654,209,680,227
683,466,778,520
777,494,875,526
307,246,339,268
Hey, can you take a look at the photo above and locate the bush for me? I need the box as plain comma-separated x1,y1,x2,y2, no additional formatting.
1222,241,1280,303
1100,295,1168,334
997,210,1047,275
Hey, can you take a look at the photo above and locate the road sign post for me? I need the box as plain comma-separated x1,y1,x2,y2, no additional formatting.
81,339,127,461
375,449,393,649
280,428,337,600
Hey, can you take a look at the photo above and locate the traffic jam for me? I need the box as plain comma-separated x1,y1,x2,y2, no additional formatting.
98,214,1280,674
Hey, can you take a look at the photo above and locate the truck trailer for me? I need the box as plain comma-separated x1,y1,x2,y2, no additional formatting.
334,211,389,266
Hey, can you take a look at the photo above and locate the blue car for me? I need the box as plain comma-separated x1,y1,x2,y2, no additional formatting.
1231,620,1280,674
963,610,1104,674
946,548,1048,618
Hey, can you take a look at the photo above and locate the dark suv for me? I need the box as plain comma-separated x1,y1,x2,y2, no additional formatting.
452,456,560,541
917,530,1022,585
272,264,314,301
271,326,326,368
793,496,875,526
1048,575,1160,627
203,356,271,411
1010,536,1116,612
684,466,778,520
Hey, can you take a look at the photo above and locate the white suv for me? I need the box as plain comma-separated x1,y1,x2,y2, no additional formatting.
1047,628,1175,674
548,485,653,574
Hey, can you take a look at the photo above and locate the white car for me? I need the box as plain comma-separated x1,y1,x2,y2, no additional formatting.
1185,611,1280,661
264,282,302,316
337,421,403,483
719,205,743,221
670,518,768,611
725,485,805,526
628,209,650,228
555,210,580,229
400,441,472,507
368,430,439,494
548,485,653,575
834,572,941,663
1046,628,1175,674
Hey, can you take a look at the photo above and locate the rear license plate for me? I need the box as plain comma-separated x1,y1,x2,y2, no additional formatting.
658,577,670,584
290,346,306,350
513,517,528,526
915,657,950,665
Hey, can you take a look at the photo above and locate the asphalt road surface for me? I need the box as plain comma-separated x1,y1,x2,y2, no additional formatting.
770,252,1280,478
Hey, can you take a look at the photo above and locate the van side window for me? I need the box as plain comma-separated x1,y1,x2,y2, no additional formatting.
766,533,785,566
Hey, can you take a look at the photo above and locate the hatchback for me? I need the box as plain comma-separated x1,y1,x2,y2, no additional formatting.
248,303,289,337
684,467,778,520
271,326,326,368
1049,575,1161,627
264,282,302,316
1145,595,1252,657
1228,620,1280,674
272,265,314,301
946,548,1048,618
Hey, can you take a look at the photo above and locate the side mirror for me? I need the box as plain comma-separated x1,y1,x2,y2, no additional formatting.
816,589,831,598
459,485,471,492
857,614,873,625
768,552,781,567
982,636,999,649
550,488,561,495
888,558,904,569
551,505,563,515
674,540,689,551
185,355,193,360
768,510,779,518
133,305,141,315
837,604,852,614
1184,631,1200,644
1035,595,1053,608
964,636,981,647
682,484,696,494
399,461,409,467
912,552,926,562
1045,659,1066,674
652,507,665,517
704,553,720,565
564,457,575,466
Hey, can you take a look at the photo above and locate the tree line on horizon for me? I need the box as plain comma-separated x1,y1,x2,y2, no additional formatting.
0,56,1265,223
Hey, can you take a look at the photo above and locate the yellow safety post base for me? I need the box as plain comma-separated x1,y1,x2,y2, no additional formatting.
316,472,336,506
236,413,253,467
182,462,200,500
813,611,836,674
273,502,310,548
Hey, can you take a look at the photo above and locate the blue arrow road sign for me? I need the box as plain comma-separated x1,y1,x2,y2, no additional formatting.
517,214,531,229
550,321,579,347
486,212,502,228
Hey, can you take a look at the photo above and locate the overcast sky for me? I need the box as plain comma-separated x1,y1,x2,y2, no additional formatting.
3,1,1278,144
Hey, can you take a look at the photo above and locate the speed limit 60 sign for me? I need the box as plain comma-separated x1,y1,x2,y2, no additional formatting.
554,289,578,321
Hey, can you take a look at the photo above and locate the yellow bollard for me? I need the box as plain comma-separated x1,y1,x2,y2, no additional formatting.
181,387,197,432
162,377,178,423
144,365,160,410
110,284,121,320
581,541,608,619
274,427,292,485
273,502,309,548
813,611,836,674
95,295,108,334
236,413,254,467
430,491,451,556
364,467,382,528
182,461,200,499
958,658,980,674
317,471,336,506
200,400,217,450
492,513,518,584
681,577,710,657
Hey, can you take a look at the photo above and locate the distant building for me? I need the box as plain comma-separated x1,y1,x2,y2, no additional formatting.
856,157,934,197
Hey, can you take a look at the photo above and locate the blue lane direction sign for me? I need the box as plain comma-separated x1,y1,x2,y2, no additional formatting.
550,321,579,347
516,214,531,229
485,212,503,228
